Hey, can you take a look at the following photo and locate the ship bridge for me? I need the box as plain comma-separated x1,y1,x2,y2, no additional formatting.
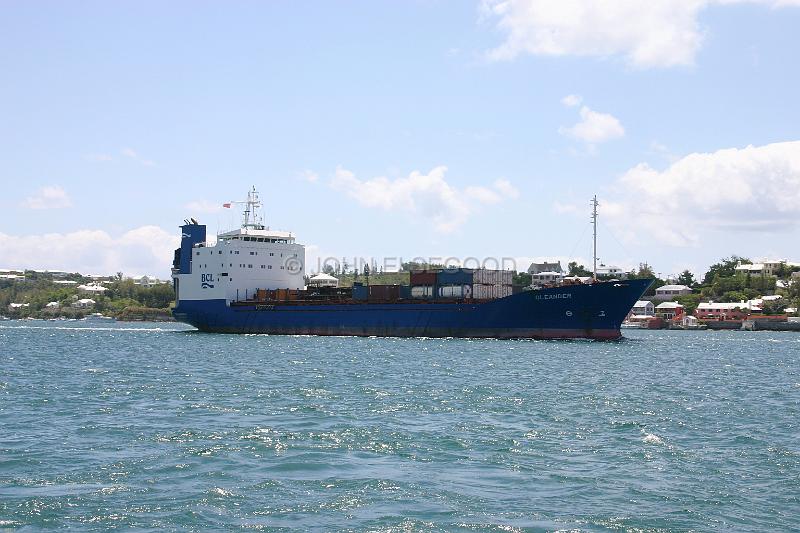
174,186,306,304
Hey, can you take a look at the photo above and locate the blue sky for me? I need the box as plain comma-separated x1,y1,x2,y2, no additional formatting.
1,1,799,278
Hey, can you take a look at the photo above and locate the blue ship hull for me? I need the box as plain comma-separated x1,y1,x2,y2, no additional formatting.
173,279,652,340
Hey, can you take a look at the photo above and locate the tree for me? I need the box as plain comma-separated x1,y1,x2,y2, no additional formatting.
513,271,532,286
567,261,591,277
761,299,787,315
677,269,696,287
673,294,701,315
703,255,750,285
720,290,747,303
635,262,655,279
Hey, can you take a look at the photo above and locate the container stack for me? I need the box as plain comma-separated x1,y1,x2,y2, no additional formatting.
410,270,437,299
436,268,474,298
408,268,514,300
472,269,513,300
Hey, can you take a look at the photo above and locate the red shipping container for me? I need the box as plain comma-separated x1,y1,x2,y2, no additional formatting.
410,270,437,285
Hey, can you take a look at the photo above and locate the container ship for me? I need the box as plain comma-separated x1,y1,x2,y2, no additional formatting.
171,189,651,339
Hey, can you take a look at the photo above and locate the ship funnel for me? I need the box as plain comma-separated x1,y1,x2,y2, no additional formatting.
178,222,206,274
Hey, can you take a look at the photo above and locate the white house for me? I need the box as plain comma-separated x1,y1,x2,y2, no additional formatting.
735,263,766,275
8,302,29,311
72,298,96,309
45,301,61,309
308,272,339,288
77,283,107,294
530,271,563,287
632,300,655,316
131,275,166,288
528,261,563,275
653,284,692,300
596,264,626,279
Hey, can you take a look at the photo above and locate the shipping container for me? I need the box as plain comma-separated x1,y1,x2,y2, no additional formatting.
473,268,513,285
438,284,472,298
437,268,474,286
368,284,401,301
352,283,368,300
410,270,437,285
411,285,434,298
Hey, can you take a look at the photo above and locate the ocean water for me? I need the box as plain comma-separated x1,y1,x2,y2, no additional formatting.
0,321,798,532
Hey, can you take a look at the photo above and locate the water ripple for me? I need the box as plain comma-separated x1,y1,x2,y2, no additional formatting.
1,321,798,530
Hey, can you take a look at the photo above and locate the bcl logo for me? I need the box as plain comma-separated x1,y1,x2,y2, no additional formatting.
201,273,215,289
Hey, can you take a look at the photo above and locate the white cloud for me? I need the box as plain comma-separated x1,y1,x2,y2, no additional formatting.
493,178,520,198
330,166,518,233
560,105,625,144
0,226,180,277
185,200,223,214
561,94,582,107
604,140,800,246
20,186,73,210
121,147,156,167
299,170,319,183
483,0,800,68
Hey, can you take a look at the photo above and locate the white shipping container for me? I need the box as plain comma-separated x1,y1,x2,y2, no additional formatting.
439,284,472,298
473,269,490,284
474,269,513,285
411,286,434,298
472,283,497,299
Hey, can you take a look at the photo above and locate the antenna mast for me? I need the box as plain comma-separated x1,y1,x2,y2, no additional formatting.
591,195,598,281
241,187,263,229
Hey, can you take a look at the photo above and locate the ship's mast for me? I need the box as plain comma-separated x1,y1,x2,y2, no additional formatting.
241,187,263,230
591,195,598,281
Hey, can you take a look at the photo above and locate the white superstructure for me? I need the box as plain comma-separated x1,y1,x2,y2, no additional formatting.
173,187,305,303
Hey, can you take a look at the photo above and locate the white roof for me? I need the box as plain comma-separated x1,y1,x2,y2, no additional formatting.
9,302,29,308
46,301,60,307
656,301,683,309
697,302,749,310
629,314,655,319
53,280,77,285
77,283,107,292
77,298,96,304
656,284,691,292
633,300,652,307
310,273,337,281
735,263,764,271
218,227,294,240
